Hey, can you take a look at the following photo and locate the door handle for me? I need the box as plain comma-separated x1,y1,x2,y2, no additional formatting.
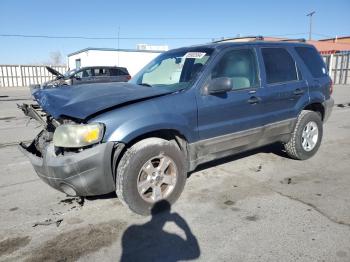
247,96,261,104
293,88,304,95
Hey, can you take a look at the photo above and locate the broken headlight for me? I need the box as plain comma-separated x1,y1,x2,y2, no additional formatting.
53,123,104,148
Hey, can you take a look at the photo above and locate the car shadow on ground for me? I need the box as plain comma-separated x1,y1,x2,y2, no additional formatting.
85,191,118,200
119,200,200,262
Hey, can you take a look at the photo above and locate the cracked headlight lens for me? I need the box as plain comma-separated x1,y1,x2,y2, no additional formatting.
53,123,104,148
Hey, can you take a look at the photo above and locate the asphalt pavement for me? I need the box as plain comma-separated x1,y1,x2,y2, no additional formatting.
0,85,349,262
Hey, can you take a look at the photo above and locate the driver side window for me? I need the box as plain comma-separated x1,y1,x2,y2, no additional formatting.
211,49,259,90
75,69,93,78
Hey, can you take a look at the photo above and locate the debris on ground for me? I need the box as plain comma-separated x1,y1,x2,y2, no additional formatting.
280,177,293,184
0,116,16,121
224,200,235,206
59,197,85,207
55,219,63,227
32,218,63,227
250,164,262,172
256,164,262,172
336,103,350,108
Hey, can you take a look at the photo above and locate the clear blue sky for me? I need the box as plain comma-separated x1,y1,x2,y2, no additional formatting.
0,0,349,64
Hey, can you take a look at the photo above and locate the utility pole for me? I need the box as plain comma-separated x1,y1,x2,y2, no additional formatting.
306,11,316,40
117,26,120,66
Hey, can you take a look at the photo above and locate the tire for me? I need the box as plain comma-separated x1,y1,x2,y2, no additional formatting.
284,110,323,160
116,138,187,215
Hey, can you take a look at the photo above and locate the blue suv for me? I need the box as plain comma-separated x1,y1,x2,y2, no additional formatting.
20,38,334,215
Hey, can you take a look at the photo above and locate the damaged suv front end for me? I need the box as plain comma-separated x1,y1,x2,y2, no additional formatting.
18,82,173,197
18,105,117,196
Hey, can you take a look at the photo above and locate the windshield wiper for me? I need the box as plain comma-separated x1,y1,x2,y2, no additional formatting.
139,83,152,87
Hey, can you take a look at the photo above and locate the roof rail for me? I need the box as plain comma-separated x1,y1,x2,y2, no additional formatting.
280,38,306,43
212,35,264,43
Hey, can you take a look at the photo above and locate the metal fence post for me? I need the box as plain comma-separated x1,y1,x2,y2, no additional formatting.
328,54,333,78
18,65,23,87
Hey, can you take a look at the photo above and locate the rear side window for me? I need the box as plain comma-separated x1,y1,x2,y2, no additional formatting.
109,68,118,76
110,68,129,76
295,47,327,78
94,68,108,76
262,48,298,84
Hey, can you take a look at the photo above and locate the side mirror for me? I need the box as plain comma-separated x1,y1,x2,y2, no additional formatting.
74,75,82,80
205,77,233,95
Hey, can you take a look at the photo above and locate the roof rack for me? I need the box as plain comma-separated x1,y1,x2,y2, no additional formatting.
280,38,306,43
212,36,307,44
212,35,264,43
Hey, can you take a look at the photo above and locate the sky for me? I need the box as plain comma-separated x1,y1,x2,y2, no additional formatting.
0,0,349,64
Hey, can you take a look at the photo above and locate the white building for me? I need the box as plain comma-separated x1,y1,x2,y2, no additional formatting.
67,45,168,76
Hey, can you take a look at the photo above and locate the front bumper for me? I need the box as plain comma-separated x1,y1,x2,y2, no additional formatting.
323,97,334,122
19,141,119,196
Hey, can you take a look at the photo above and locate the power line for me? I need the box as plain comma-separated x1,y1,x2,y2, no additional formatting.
0,33,310,40
1,32,342,42
0,34,212,40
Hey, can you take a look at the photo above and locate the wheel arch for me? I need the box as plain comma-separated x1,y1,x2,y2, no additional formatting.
303,102,325,121
112,129,190,180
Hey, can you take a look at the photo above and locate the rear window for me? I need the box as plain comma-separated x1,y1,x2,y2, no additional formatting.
110,68,129,76
262,48,298,84
295,47,327,78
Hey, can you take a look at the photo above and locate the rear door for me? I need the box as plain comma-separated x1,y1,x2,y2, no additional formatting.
93,68,110,83
196,47,266,156
294,46,331,101
257,46,309,125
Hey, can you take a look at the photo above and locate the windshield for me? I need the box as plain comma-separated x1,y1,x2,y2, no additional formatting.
63,68,79,78
130,49,213,91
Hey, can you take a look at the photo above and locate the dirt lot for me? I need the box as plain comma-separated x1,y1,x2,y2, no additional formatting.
0,86,350,262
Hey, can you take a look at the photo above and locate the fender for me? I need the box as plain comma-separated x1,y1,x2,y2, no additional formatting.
106,113,195,143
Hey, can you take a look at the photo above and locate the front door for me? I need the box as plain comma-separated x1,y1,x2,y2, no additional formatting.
196,47,266,157
73,68,95,85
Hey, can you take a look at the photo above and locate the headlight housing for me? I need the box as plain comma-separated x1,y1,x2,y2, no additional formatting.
53,123,104,148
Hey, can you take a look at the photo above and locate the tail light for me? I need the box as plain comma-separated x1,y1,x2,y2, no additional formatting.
126,75,131,81
329,79,333,95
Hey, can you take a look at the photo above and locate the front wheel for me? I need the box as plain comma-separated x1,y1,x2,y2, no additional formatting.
284,110,323,160
116,138,187,215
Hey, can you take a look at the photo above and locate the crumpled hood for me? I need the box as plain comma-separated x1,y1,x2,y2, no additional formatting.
33,82,173,120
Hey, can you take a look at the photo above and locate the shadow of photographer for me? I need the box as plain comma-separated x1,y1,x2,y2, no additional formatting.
120,200,200,262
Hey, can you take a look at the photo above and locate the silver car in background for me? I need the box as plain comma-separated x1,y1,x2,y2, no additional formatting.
30,66,131,94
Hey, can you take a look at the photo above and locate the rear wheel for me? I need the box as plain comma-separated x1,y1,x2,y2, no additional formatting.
284,110,323,160
116,138,187,215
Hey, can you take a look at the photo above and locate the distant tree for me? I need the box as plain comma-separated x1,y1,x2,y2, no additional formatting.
48,51,63,65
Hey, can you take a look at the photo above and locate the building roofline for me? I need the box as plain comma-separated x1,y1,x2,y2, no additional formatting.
67,47,165,57
319,36,350,41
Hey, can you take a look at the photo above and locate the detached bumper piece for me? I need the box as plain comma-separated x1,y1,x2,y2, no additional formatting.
19,141,117,196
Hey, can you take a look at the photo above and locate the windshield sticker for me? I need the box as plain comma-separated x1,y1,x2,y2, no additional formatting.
184,52,206,59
